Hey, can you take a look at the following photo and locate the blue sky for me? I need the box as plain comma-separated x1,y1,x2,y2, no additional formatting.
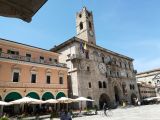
0,0,160,73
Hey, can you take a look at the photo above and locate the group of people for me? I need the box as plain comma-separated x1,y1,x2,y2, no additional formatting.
60,110,72,120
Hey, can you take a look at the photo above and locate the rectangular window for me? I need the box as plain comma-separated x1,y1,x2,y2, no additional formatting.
0,48,2,52
87,66,90,71
85,51,89,59
7,50,19,55
40,56,44,63
26,54,31,61
31,74,36,83
59,77,63,84
13,72,19,82
88,82,91,88
46,75,51,84
49,58,52,62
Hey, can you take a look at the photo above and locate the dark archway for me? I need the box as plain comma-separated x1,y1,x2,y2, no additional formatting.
5,92,22,102
131,93,137,105
99,93,110,109
86,96,93,109
114,86,120,103
42,92,54,100
4,92,22,115
56,92,66,99
26,92,40,99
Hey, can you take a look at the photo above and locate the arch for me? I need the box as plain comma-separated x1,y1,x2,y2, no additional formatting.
4,92,22,102
42,92,54,100
99,93,110,109
79,22,83,30
98,81,102,88
56,92,66,99
114,86,120,103
93,51,99,57
26,92,40,99
86,96,93,109
131,93,137,105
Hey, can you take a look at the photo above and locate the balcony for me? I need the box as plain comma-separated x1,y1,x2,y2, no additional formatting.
0,81,67,89
70,54,83,60
0,52,67,68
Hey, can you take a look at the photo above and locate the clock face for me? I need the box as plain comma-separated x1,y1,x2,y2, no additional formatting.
98,63,106,74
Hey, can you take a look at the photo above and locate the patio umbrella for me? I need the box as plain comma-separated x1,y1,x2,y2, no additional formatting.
57,97,75,111
44,99,59,104
9,97,44,105
57,97,74,103
0,101,9,106
74,97,94,112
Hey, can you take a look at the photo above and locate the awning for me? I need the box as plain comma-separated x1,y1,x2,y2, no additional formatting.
5,92,22,102
0,0,47,22
56,92,66,99
26,92,40,99
42,92,54,100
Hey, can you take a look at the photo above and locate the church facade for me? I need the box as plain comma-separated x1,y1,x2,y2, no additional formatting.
51,7,139,109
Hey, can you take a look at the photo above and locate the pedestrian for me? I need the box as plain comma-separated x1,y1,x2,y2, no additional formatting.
103,103,108,115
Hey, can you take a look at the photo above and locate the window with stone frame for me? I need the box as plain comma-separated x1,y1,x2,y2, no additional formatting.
59,77,63,84
13,72,19,82
31,74,36,83
88,82,92,88
7,49,19,55
79,13,82,18
85,50,89,59
89,21,92,30
87,66,90,71
103,81,106,88
80,22,83,30
98,81,102,88
46,75,51,84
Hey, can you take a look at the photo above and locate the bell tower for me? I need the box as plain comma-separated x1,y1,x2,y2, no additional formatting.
76,7,96,44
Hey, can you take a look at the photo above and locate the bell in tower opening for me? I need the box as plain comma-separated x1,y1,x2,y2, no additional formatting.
76,7,96,44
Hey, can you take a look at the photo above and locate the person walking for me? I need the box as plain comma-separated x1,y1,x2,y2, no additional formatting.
103,103,108,116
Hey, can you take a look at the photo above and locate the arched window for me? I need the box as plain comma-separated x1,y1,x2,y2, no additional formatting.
103,81,106,88
80,22,83,30
88,82,91,88
98,81,102,88
89,21,92,30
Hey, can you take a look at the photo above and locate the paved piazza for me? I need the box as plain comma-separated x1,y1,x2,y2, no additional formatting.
45,104,160,120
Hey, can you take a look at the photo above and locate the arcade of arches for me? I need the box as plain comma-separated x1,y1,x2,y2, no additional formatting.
2,91,66,114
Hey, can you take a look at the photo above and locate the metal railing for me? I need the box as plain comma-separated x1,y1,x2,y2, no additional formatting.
0,81,67,89
0,52,67,67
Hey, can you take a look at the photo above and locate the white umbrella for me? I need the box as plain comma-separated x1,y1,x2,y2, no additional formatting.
74,97,94,112
0,101,9,106
75,97,94,102
44,99,59,104
57,97,74,103
10,97,44,105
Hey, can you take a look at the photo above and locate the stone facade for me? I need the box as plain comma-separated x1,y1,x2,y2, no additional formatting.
136,68,160,97
137,82,156,101
51,7,139,109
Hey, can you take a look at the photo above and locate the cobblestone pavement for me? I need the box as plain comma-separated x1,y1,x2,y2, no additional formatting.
45,104,160,120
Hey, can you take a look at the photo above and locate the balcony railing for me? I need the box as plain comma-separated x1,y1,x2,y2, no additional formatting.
0,81,67,89
70,54,83,60
0,52,67,68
